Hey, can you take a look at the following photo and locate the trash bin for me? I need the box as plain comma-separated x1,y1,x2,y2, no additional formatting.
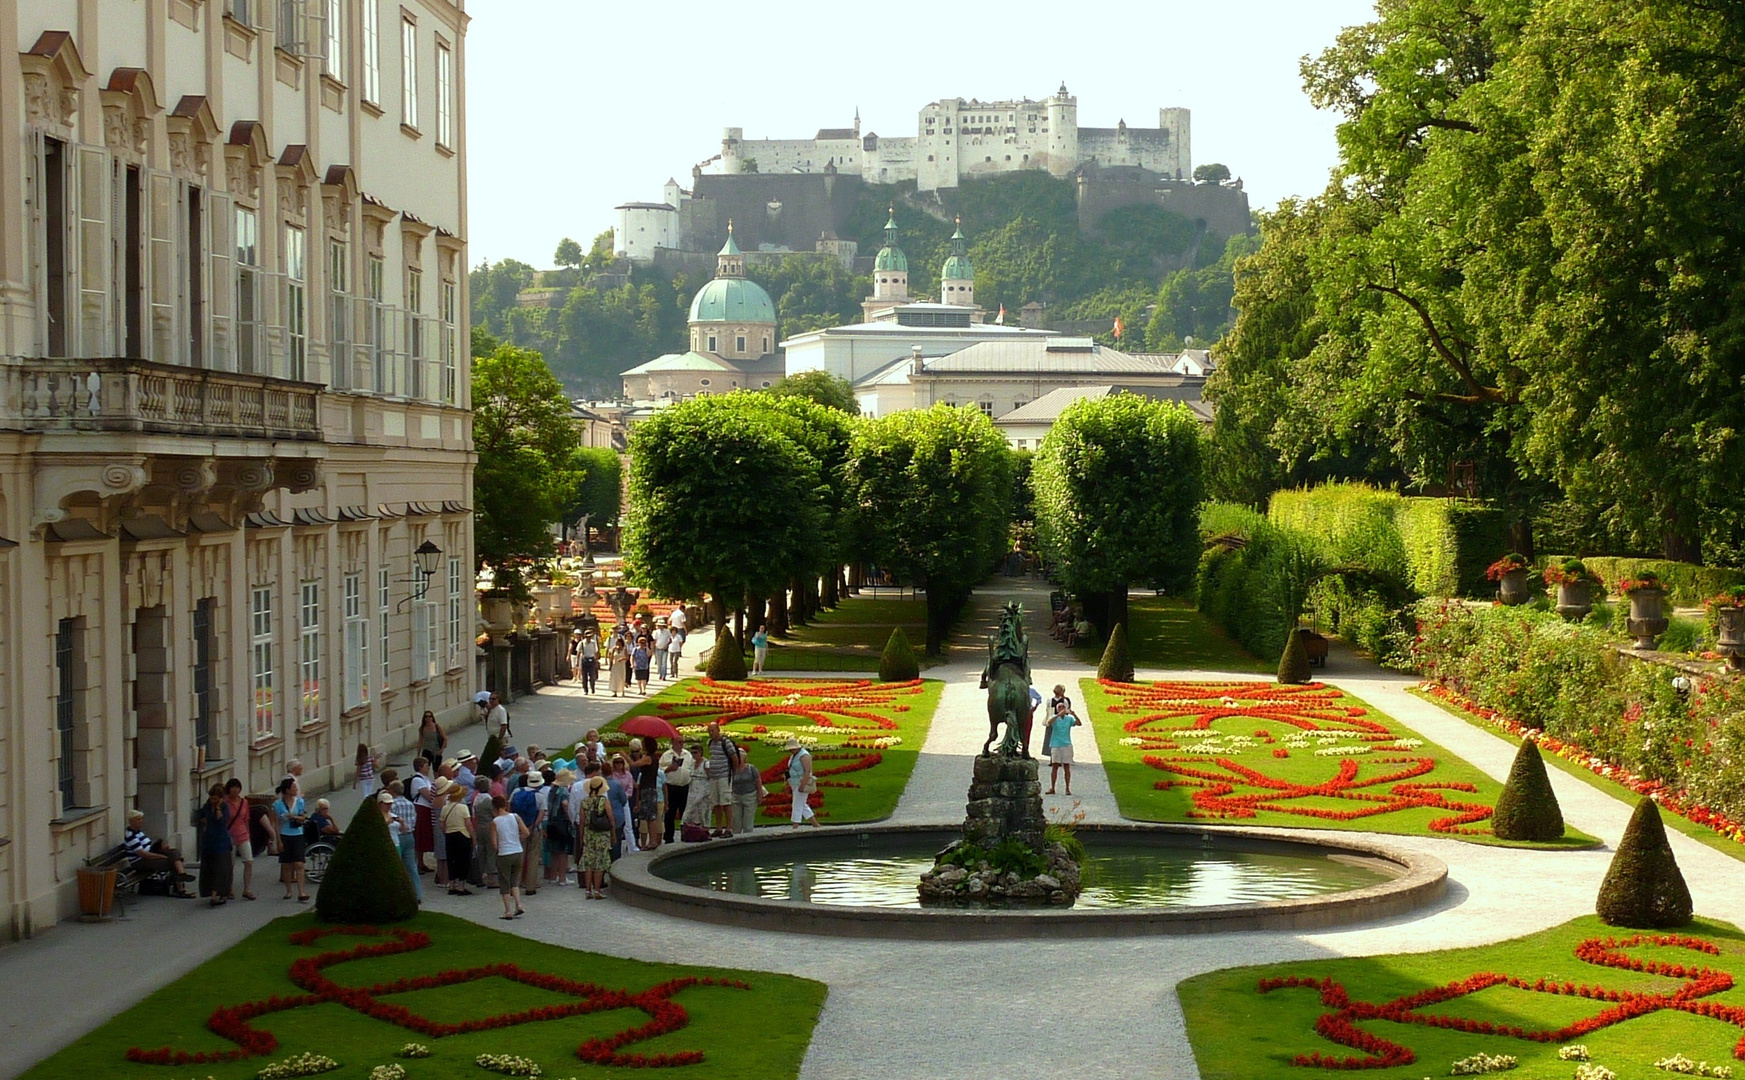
77,865,117,921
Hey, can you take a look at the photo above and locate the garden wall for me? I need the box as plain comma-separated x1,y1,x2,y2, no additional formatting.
1268,483,1507,598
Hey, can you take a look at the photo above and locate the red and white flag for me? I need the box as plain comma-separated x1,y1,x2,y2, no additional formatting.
1113,315,1124,340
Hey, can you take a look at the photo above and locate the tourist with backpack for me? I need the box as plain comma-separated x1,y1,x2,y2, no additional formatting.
509,771,545,895
577,764,614,899
705,722,742,838
544,770,575,885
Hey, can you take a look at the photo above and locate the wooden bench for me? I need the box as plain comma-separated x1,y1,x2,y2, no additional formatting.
83,844,143,917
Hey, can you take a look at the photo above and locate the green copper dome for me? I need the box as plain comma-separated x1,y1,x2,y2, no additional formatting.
875,246,908,272
689,276,776,324
941,254,972,280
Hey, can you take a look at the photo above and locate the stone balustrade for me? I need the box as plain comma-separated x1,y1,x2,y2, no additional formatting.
1,358,322,442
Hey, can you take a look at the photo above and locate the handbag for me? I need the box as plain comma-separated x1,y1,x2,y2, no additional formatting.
680,822,711,843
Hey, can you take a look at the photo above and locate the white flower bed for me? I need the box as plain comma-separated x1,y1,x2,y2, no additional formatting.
1558,1046,1591,1061
1574,1065,1617,1080
256,1054,339,1080
1655,1054,1734,1078
1450,1052,1518,1074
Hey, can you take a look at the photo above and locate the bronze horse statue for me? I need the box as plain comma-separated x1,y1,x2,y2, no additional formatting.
981,601,1034,757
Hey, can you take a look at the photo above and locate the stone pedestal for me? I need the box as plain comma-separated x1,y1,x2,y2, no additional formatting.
962,755,1046,852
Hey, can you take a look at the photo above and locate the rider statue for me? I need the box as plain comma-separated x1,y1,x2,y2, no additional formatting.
981,601,1035,758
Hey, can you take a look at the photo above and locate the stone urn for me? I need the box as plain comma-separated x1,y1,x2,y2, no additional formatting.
481,596,515,634
1625,587,1669,650
1554,581,1592,621
530,585,555,624
1716,606,1745,671
551,585,574,620
1498,567,1533,606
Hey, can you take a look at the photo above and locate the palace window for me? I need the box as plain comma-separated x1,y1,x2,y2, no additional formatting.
343,572,369,710
440,279,457,404
735,335,746,353
285,224,307,381
400,16,419,129
368,255,388,394
436,41,453,147
55,618,82,811
236,207,259,374
251,587,275,741
446,557,462,668
411,597,430,683
298,581,321,726
330,240,351,389
407,267,424,398
324,0,344,78
361,0,380,103
378,565,390,691
193,599,216,754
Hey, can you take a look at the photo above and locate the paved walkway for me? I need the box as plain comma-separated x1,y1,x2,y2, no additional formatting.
6,588,1743,1080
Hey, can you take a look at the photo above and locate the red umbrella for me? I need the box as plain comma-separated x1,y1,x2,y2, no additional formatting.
618,715,680,741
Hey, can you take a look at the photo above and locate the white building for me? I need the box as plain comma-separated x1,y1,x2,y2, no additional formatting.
994,383,1213,450
0,0,473,938
720,86,1190,192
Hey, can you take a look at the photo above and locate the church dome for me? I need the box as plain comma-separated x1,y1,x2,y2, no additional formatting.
941,254,972,280
874,245,909,272
689,276,776,324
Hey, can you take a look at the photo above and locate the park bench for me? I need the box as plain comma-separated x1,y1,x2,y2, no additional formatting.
1297,628,1329,668
82,843,143,917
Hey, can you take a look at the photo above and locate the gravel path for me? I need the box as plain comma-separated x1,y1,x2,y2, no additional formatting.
6,589,1743,1080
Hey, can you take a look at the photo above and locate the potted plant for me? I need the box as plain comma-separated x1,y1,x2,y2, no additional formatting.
1705,585,1745,670
1487,553,1533,606
1543,559,1600,621
1617,571,1669,650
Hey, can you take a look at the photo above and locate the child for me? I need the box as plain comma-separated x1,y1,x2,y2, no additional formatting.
355,742,377,796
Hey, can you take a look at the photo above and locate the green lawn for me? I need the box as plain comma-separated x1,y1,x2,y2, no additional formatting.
1179,915,1745,1080
1081,677,1598,848
753,594,941,672
22,911,825,1080
1409,686,1745,866
598,676,944,824
1070,597,1273,673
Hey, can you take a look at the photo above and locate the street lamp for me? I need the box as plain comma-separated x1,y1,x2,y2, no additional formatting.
413,540,442,599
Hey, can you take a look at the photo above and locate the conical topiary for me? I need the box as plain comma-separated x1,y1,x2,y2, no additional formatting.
316,797,419,924
1596,798,1693,928
706,626,748,681
879,626,920,682
1097,622,1134,682
1491,738,1564,841
1278,628,1311,685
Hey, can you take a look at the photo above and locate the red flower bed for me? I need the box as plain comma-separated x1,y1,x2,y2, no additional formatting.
1258,933,1745,1070
1100,679,1496,836
125,925,748,1069
1421,683,1745,846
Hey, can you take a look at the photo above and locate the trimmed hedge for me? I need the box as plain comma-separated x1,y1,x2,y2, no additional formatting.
1491,739,1564,841
1196,504,1326,663
879,627,920,682
1411,599,1745,829
316,797,420,924
1547,556,1745,607
1098,622,1134,682
706,627,748,681
1268,482,1508,598
1277,629,1311,685
1597,798,1693,928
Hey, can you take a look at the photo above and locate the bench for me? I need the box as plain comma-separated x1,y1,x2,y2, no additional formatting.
1297,628,1329,668
83,844,143,917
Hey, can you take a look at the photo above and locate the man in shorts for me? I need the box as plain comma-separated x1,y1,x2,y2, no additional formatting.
704,722,740,838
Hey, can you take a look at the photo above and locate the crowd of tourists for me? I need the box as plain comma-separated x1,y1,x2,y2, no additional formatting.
371,719,810,919
568,606,688,696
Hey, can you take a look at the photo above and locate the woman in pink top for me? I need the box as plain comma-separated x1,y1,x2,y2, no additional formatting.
222,777,256,900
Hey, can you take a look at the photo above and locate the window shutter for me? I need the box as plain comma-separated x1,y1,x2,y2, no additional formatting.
75,147,111,358
149,171,178,363
411,601,430,682
207,192,233,370
344,616,365,709
25,128,46,356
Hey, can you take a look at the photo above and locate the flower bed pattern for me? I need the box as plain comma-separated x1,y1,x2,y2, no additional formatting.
1257,933,1745,1071
623,677,938,822
1092,678,1497,836
124,926,748,1070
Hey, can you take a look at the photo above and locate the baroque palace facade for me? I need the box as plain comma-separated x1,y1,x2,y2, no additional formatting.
0,0,473,937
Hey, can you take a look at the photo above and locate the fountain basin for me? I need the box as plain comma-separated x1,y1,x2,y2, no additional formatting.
609,823,1447,939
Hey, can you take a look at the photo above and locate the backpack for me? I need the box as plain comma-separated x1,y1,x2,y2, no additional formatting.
545,786,573,843
584,795,611,833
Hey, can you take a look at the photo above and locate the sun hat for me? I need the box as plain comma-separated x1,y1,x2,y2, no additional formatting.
783,736,802,750
377,791,395,804
440,757,459,771
457,750,476,763
555,769,575,785
431,777,454,797
474,691,491,705
523,772,545,789
447,784,467,801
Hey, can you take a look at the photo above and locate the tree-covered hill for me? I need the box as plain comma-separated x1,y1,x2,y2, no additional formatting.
472,172,1253,396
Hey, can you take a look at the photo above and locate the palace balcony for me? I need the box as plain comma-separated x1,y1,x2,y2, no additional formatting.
1,358,323,443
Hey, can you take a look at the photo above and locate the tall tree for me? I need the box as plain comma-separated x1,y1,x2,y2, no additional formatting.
1032,393,1206,632
765,370,858,415
553,237,584,270
563,446,623,529
847,405,1013,654
472,345,581,594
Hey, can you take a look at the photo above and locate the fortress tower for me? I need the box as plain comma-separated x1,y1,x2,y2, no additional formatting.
1045,83,1079,177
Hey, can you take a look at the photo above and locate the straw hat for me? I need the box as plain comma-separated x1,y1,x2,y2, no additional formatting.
555,769,576,785
431,776,454,797
523,772,545,790
783,736,802,750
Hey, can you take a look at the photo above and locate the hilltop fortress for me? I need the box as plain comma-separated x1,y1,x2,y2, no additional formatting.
720,85,1190,191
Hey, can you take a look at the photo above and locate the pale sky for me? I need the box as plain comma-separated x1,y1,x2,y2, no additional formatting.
463,0,1379,267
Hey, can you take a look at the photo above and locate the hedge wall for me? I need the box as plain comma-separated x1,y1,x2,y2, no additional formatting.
1267,483,1507,598
1412,600,1745,833
1195,504,1325,663
1546,556,1745,607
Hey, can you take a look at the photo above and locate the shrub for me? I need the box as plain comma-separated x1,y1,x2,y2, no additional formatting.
315,798,419,924
1268,482,1508,597
879,626,920,682
1097,622,1134,682
1278,628,1311,684
1196,504,1327,662
1491,739,1564,841
1596,798,1693,928
705,626,748,681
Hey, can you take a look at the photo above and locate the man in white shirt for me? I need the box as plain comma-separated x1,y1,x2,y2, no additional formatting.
485,693,509,741
578,632,600,695
653,624,672,682
658,734,692,842
668,606,687,642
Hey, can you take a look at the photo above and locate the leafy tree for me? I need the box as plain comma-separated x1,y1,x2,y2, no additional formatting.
623,394,825,630
553,237,584,270
563,446,623,528
765,370,858,414
1033,393,1205,633
847,405,1013,654
473,344,581,594
1193,162,1232,184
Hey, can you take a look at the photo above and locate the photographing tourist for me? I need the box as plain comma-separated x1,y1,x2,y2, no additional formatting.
272,777,309,902
1044,701,1081,796
660,735,692,843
